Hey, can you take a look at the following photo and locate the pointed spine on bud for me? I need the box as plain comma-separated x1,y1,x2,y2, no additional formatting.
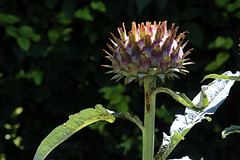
103,21,194,85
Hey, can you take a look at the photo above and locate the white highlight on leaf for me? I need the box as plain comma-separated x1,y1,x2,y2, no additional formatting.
160,71,240,159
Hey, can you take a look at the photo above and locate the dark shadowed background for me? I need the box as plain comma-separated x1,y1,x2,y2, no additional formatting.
0,0,240,160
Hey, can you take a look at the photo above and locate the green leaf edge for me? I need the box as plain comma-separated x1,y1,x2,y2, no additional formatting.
202,73,240,82
152,87,205,111
33,104,116,160
222,125,240,139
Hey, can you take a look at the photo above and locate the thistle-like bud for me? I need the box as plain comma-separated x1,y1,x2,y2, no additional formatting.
102,21,194,85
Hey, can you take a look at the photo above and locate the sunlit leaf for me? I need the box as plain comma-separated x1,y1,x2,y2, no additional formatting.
202,71,240,82
152,87,205,111
33,105,117,160
156,71,240,160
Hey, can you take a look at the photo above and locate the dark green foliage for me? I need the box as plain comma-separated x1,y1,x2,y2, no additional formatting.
0,0,239,160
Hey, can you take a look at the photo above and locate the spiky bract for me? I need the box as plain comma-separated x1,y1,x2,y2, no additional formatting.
103,21,194,85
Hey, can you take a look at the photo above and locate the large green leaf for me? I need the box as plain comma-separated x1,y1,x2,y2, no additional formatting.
33,105,117,160
33,104,143,160
155,71,240,160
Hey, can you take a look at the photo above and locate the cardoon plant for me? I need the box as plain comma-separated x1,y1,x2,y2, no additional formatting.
33,21,240,160
102,21,193,85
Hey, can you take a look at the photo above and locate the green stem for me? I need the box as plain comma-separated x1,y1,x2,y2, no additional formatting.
142,79,156,160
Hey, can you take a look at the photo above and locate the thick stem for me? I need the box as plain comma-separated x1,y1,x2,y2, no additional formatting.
142,79,156,160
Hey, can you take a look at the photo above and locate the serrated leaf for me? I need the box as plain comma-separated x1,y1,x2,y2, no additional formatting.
16,37,31,51
33,104,117,160
156,71,240,159
222,125,240,139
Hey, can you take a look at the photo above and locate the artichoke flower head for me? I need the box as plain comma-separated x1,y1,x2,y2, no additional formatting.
103,21,194,85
